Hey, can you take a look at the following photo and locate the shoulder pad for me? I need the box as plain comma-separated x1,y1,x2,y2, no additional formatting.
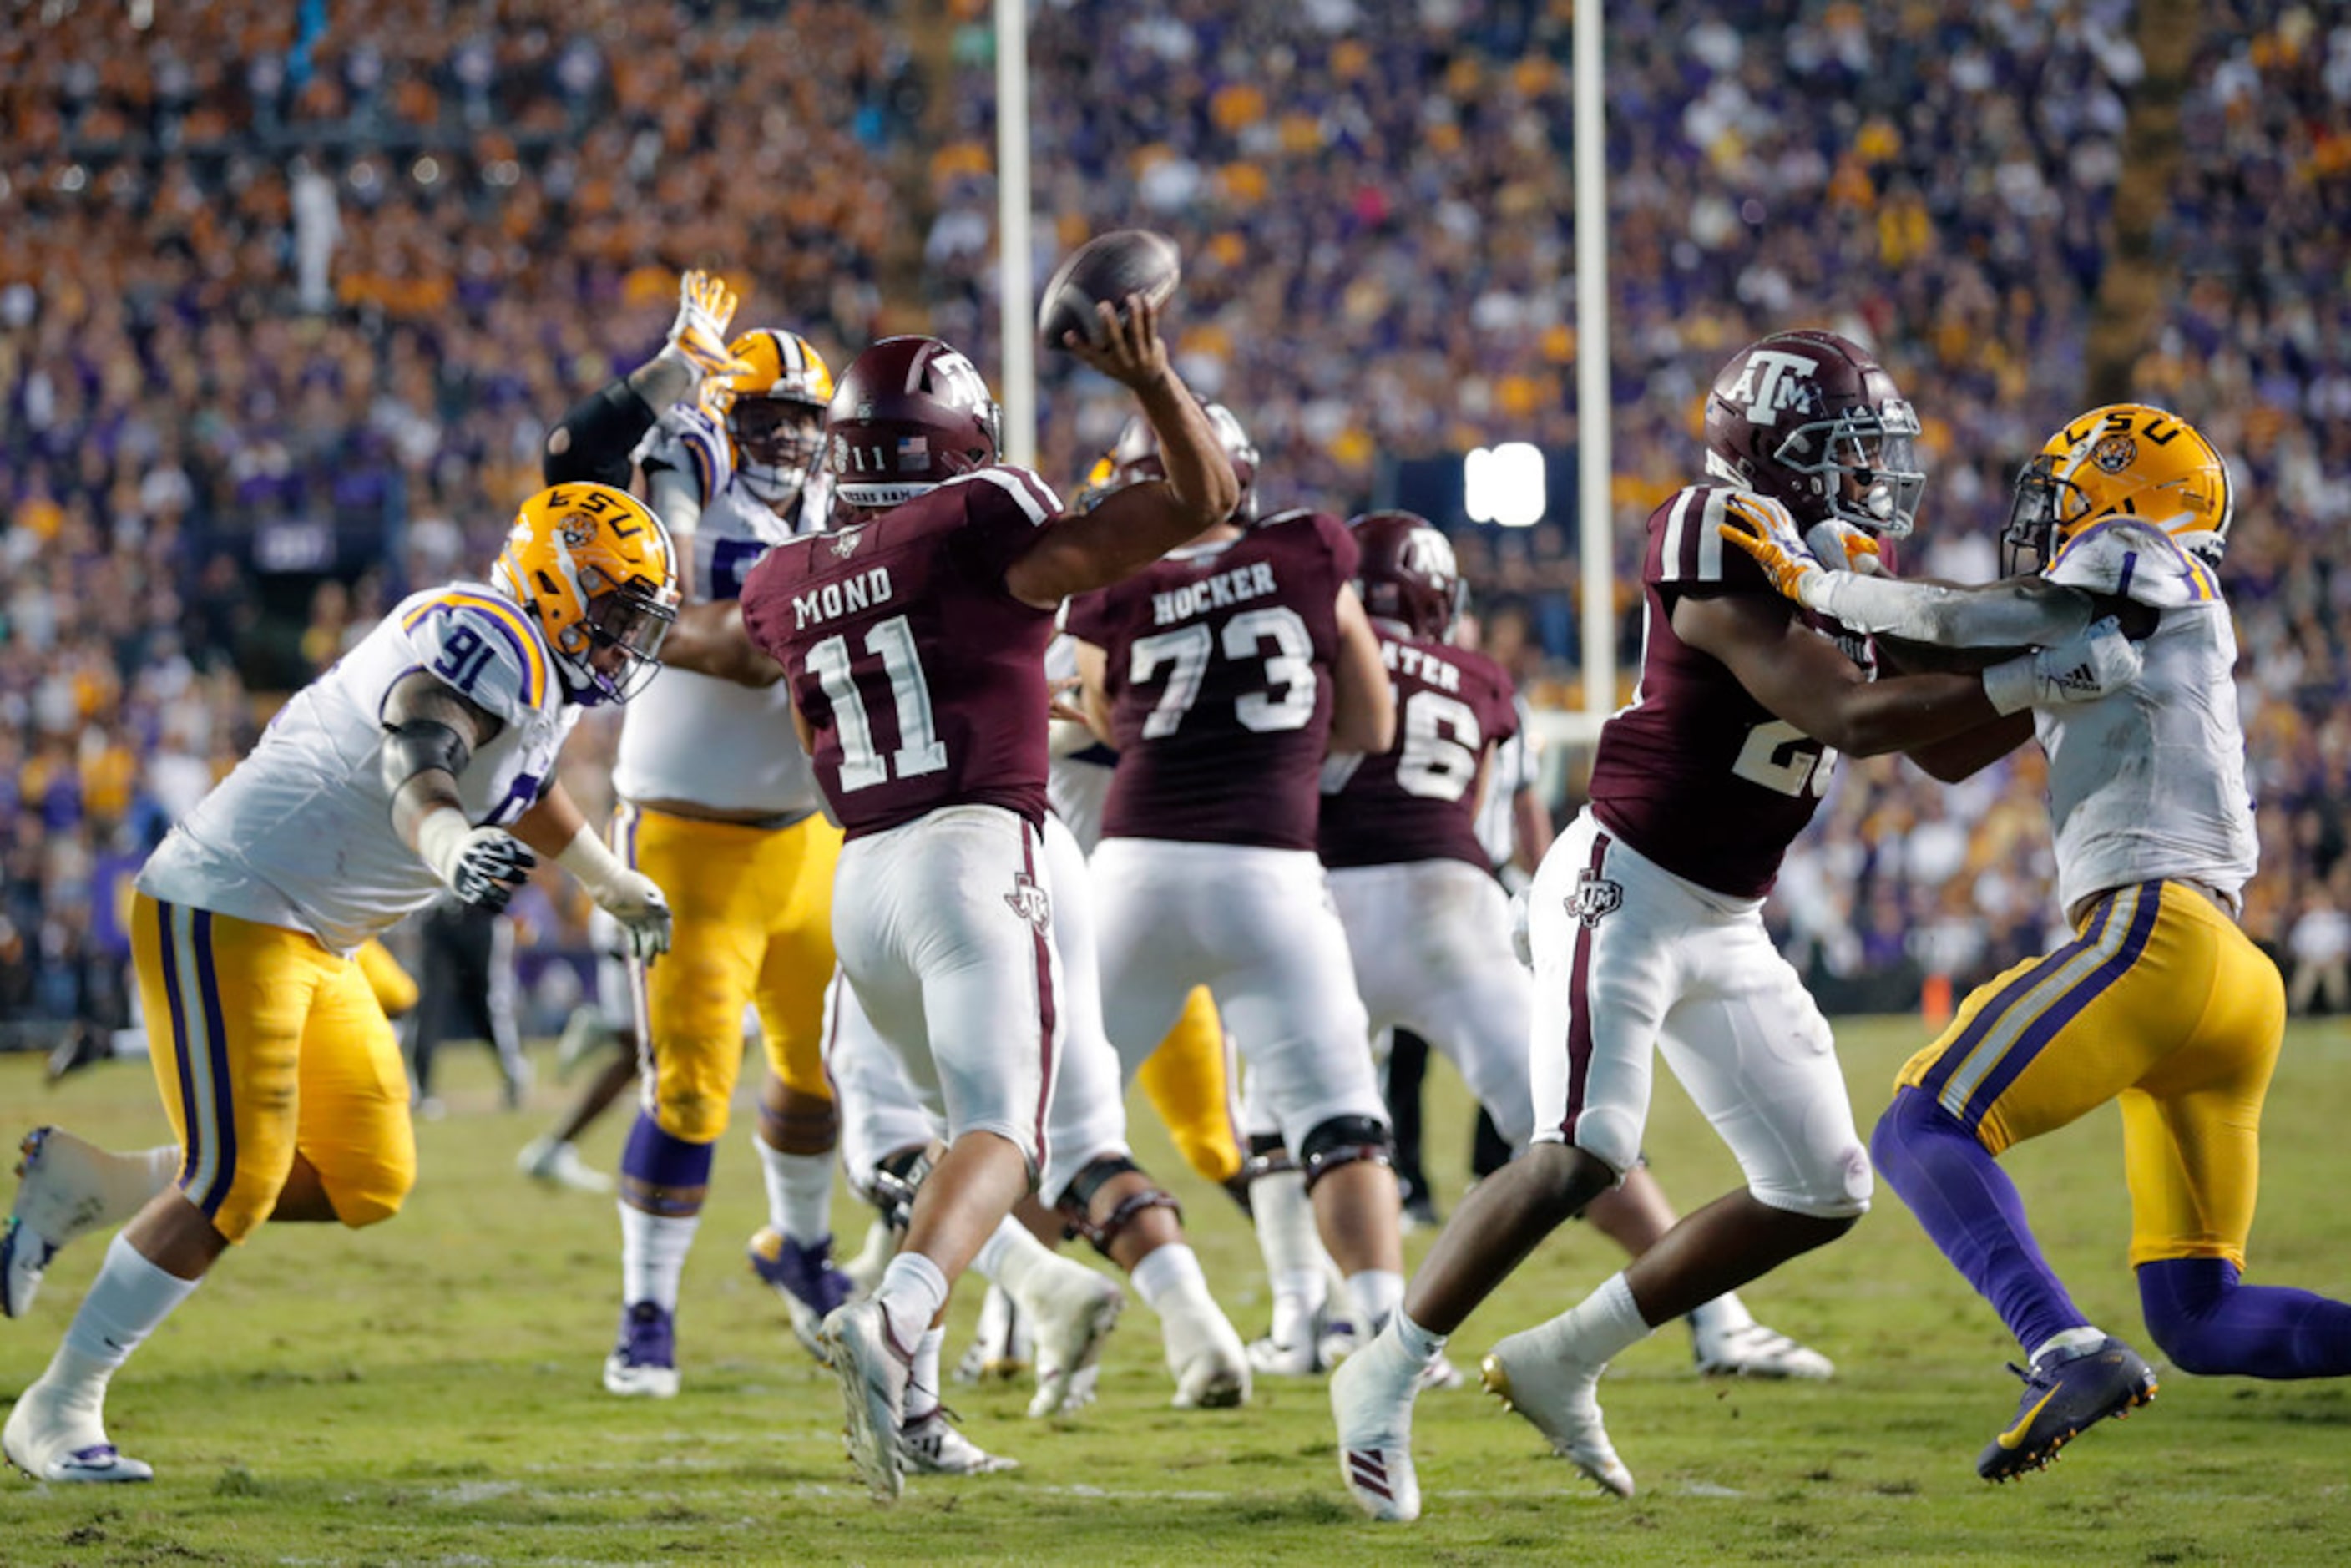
397,590,553,722
1647,485,1772,594
942,464,1064,525
2046,518,2220,609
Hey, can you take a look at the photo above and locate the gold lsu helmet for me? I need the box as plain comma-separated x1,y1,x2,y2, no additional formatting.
704,327,835,509
2002,402,2234,577
493,483,680,706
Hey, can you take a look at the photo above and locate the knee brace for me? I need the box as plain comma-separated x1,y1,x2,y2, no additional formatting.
1299,1115,1394,1194
867,1143,935,1234
1054,1154,1182,1260
1224,1133,1296,1217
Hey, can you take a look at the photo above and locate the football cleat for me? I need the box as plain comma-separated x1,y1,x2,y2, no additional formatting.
1159,1282,1251,1410
899,1408,1019,1476
1977,1335,2158,1482
1480,1332,1635,1499
1016,1257,1125,1419
819,1300,912,1503
3,1375,151,1484
953,1282,1031,1384
515,1136,613,1196
1693,1318,1836,1381
838,1216,896,1302
43,1022,109,1085
602,1301,680,1398
1332,1327,1427,1522
6,1127,160,1320
747,1227,857,1363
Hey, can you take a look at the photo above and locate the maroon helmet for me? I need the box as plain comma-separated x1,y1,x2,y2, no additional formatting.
1702,328,1924,536
1086,401,1261,522
1350,510,1464,641
824,336,1002,509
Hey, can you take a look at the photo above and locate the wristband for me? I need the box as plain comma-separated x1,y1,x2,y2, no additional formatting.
555,822,632,903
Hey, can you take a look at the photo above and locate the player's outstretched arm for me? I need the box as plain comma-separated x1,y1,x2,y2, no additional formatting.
382,669,537,912
659,599,785,688
543,270,753,489
1004,296,1241,609
513,782,673,960
1327,584,1398,755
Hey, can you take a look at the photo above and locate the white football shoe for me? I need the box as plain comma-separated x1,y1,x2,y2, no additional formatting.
515,1136,614,1196
5,1128,167,1319
953,1281,1031,1384
818,1300,911,1503
1158,1280,1251,1409
1014,1257,1124,1419
1480,1329,1635,1499
899,1408,1019,1476
1331,1326,1426,1522
1692,1317,1835,1381
3,1374,152,1484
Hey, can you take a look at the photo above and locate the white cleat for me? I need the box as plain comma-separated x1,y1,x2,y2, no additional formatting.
3,1376,152,1484
953,1281,1031,1384
899,1409,1019,1475
819,1300,911,1503
1246,1298,1340,1377
6,1127,155,1319
1160,1285,1251,1410
1331,1328,1425,1522
1418,1353,1465,1392
1480,1331,1635,1499
1015,1257,1124,1419
1693,1318,1835,1381
515,1136,614,1196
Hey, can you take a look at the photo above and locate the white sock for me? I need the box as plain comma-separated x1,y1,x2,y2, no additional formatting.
906,1325,945,1422
1688,1292,1755,1335
971,1215,1057,1304
1251,1168,1325,1334
54,1234,200,1394
1394,1308,1446,1366
1537,1272,1653,1367
1128,1242,1206,1316
1346,1268,1406,1337
619,1204,698,1313
2030,1325,2106,1365
756,1139,837,1247
876,1252,949,1355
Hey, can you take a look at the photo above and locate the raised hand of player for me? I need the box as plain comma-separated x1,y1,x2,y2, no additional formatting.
597,869,675,962
1803,518,1887,577
1716,493,1828,605
665,269,755,386
1061,294,1170,392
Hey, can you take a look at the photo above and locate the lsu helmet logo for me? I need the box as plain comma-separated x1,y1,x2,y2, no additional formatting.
2091,432,2138,474
1722,348,1820,428
1004,870,1052,932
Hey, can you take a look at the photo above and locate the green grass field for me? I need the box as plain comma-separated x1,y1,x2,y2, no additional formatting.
6,1016,2351,1565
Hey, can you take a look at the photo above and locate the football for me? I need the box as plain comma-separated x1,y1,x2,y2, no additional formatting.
1038,229,1181,352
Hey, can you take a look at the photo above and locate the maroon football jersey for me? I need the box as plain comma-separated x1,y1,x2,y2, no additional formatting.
1319,630,1519,871
1586,484,1879,898
1065,508,1357,851
739,467,1061,838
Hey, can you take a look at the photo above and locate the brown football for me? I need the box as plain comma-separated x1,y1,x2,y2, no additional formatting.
1038,230,1181,353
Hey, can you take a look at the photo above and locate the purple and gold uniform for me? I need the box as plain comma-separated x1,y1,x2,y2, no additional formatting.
1523,484,1874,1216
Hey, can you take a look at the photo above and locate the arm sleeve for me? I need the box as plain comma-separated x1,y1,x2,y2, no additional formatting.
542,380,659,489
1804,570,2096,648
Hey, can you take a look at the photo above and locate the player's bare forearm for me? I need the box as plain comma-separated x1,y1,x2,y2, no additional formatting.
1328,586,1398,754
1904,711,2035,782
660,599,783,687
382,670,502,852
511,780,589,858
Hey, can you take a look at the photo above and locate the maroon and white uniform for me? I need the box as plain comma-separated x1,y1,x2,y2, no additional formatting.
1064,510,1385,1149
739,466,1066,1167
1526,483,1874,1217
1318,630,1535,1146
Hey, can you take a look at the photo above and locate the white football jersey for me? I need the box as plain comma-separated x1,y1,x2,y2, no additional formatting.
139,583,579,956
612,473,825,817
2035,520,2257,914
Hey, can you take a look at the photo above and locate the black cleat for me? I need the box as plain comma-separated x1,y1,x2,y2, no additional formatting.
1977,1335,2157,1481
43,1023,107,1085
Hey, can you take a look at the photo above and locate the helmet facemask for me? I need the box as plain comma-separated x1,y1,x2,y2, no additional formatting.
733,396,828,510
1777,399,1925,538
560,564,678,706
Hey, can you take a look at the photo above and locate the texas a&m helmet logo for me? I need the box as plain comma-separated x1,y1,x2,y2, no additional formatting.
1004,870,1052,932
1570,867,1623,928
1721,347,1821,428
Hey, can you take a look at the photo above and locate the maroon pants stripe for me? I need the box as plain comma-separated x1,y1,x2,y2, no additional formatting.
1560,830,1612,1142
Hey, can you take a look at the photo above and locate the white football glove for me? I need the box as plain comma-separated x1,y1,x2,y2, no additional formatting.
1981,617,2142,716
633,402,735,499
599,872,675,962
1802,518,1888,577
415,812,537,913
664,269,754,385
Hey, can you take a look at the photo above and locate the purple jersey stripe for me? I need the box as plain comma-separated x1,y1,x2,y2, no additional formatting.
1914,896,2121,1101
153,899,203,1196
190,909,240,1222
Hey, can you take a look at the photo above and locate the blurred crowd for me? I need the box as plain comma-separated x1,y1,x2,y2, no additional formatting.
3,0,2348,1028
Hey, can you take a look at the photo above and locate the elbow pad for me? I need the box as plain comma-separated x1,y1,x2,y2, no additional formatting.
382,718,472,793
543,381,657,488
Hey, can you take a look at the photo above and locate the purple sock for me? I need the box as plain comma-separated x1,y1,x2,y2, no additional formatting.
2141,1257,2351,1379
1870,1087,2088,1353
619,1113,715,1216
